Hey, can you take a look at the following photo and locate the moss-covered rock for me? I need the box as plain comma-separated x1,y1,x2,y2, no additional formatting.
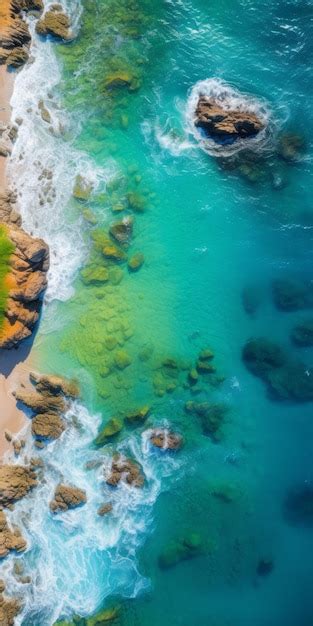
124,405,150,425
73,175,93,201
114,350,132,369
102,243,127,262
95,418,123,446
109,217,133,245
158,532,203,569
126,191,146,212
80,265,109,285
127,253,144,272
242,338,286,378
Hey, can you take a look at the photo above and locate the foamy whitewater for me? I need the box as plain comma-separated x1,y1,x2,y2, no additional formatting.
8,7,115,302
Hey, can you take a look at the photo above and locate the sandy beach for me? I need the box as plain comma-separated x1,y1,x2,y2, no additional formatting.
0,64,29,456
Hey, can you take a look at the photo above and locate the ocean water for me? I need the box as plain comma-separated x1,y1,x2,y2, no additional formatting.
4,0,313,624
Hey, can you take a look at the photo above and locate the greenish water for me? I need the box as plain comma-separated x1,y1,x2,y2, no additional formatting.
7,0,313,624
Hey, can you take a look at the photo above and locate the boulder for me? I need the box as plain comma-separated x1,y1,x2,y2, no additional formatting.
31,412,65,441
36,8,72,40
0,580,20,626
102,242,126,262
0,464,37,507
97,502,113,517
127,253,144,272
242,338,286,378
106,454,144,488
109,217,133,245
149,429,183,451
95,417,123,446
159,532,203,569
50,484,87,513
195,96,264,144
0,510,27,558
124,405,150,425
80,265,109,286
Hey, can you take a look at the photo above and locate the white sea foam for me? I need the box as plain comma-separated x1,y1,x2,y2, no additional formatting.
3,406,180,624
8,8,114,302
185,77,273,157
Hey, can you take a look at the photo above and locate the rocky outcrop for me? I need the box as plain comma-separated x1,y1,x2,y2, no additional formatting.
0,580,20,626
49,483,87,513
0,510,26,558
0,464,37,507
36,6,72,41
0,0,41,68
15,372,79,444
0,191,49,349
195,96,264,143
97,502,113,516
149,429,183,451
105,454,144,488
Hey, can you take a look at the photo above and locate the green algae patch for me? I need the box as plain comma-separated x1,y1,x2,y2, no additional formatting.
0,225,14,330
95,417,123,446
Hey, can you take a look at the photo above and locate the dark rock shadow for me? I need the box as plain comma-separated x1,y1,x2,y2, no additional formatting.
0,336,34,377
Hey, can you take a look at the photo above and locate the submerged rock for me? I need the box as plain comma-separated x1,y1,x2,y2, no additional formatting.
0,510,27,558
284,484,313,526
109,217,133,245
272,278,313,312
124,405,150,425
50,484,87,513
106,454,144,488
195,96,264,144
0,464,37,507
242,338,286,378
291,319,313,347
277,132,305,163
86,606,120,625
95,417,123,446
158,532,203,569
127,252,144,272
97,502,113,517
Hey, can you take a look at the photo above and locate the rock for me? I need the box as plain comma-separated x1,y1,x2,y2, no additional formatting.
195,96,264,144
31,412,65,441
257,558,274,577
0,190,21,226
114,349,132,370
80,265,109,285
36,8,72,40
149,429,183,451
29,372,79,398
72,175,93,201
291,319,313,347
50,484,87,513
0,0,31,69
277,132,305,162
158,532,203,569
86,606,120,625
109,217,133,245
242,338,286,378
185,401,227,440
106,454,144,488
15,390,66,414
188,368,198,385
0,465,37,507
0,510,27,558
0,220,49,349
196,359,216,374
38,99,51,123
0,581,20,625
127,253,144,272
97,502,113,516
102,242,126,262
104,72,133,89
124,405,150,425
94,417,123,446
272,278,313,312
198,349,214,361
126,191,146,213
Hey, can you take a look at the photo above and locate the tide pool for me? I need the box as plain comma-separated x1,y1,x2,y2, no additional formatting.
6,0,313,624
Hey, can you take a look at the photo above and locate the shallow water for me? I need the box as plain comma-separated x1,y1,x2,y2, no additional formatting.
4,0,313,624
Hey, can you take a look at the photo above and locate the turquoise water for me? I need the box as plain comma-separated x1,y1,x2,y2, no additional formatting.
6,0,313,624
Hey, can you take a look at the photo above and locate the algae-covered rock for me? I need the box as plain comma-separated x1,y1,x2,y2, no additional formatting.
127,253,144,272
185,401,227,440
158,532,203,569
82,208,98,225
199,348,214,361
196,360,216,374
80,265,109,285
73,175,93,201
102,243,126,262
126,191,146,212
277,132,305,162
95,418,123,446
109,217,133,245
188,368,198,385
114,349,132,369
86,606,120,625
242,338,286,378
104,72,133,89
124,405,150,425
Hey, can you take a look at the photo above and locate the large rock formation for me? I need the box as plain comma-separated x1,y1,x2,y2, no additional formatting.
49,484,87,513
0,190,49,349
149,428,183,451
0,509,26,558
0,0,43,68
0,464,37,507
195,96,264,144
105,454,144,488
0,580,20,626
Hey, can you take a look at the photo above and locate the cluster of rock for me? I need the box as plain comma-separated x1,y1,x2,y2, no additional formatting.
0,189,49,349
105,454,145,488
0,0,73,68
15,372,79,445
149,428,183,451
50,483,87,513
195,96,264,144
